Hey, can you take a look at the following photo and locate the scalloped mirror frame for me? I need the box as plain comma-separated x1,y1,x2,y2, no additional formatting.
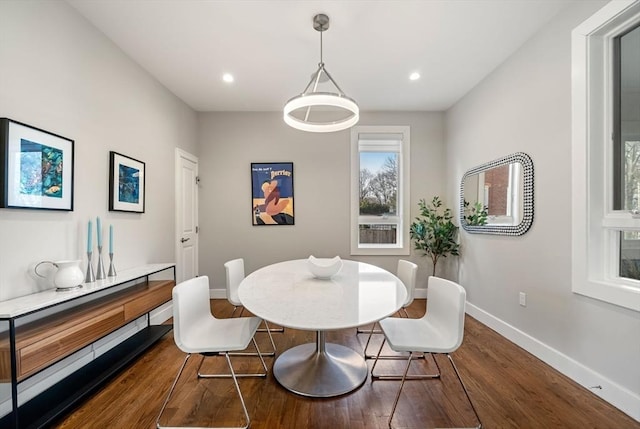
460,152,534,236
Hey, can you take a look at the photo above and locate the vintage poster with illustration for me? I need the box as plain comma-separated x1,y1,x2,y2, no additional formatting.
251,162,294,225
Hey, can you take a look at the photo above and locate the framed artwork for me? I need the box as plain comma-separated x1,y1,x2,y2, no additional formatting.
109,151,145,213
0,118,74,210
251,162,294,225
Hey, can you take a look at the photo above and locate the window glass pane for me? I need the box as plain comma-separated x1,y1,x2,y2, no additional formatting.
620,230,640,280
614,24,640,211
359,152,398,216
359,224,397,244
623,140,640,210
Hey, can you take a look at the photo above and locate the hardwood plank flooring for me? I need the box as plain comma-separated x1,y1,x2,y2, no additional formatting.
54,300,639,429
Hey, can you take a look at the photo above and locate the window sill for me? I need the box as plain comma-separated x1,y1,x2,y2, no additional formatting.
350,247,410,256
573,277,640,312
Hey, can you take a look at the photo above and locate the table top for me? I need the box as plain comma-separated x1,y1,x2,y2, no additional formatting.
238,259,407,331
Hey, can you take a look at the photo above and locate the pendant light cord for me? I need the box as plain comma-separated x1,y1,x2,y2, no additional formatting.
305,29,325,122
320,30,323,65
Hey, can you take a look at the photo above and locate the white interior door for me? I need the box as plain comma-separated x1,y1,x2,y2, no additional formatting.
175,149,198,282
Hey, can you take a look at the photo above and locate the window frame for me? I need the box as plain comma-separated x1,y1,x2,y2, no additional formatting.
571,0,640,311
350,125,410,256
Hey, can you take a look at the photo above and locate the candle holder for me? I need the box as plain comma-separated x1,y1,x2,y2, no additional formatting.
96,246,107,280
85,251,96,283
108,253,117,277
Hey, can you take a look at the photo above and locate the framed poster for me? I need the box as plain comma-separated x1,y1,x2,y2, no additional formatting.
109,151,145,213
0,118,74,210
251,162,294,225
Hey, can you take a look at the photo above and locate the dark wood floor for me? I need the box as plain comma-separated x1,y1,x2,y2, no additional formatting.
54,300,639,429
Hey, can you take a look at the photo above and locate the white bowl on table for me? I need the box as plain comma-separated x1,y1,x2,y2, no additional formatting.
307,255,343,279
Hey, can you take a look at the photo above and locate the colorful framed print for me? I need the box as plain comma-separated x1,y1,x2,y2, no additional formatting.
109,151,145,213
0,118,74,211
251,162,294,225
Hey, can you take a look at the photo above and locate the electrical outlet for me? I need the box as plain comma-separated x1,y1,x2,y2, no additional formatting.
519,292,527,307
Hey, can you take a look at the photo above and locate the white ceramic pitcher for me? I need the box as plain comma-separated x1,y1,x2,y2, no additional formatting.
35,260,84,290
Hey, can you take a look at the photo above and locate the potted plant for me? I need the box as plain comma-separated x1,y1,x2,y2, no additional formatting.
410,196,460,276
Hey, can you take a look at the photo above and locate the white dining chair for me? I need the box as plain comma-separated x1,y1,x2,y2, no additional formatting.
225,258,278,355
157,276,268,429
361,259,418,358
370,276,482,429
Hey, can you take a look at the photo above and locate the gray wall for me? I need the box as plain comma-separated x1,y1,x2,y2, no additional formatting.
445,0,639,417
197,111,448,291
0,1,198,300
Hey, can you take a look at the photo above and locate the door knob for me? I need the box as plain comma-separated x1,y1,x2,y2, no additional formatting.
180,237,190,243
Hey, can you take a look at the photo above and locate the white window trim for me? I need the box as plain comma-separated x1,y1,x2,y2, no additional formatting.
350,125,410,256
571,0,640,312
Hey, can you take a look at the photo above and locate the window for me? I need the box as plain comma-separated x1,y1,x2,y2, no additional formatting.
350,126,410,255
571,0,640,311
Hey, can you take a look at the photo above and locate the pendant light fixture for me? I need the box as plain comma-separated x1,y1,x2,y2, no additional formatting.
284,14,359,133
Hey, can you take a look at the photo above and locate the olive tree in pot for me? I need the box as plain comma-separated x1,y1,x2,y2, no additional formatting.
409,196,460,276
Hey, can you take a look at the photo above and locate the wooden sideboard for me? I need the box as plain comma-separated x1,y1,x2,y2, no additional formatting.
0,263,175,429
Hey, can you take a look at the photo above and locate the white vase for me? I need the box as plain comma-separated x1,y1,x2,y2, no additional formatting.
35,260,84,290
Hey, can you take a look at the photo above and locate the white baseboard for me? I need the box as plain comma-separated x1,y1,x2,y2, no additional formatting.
466,303,640,422
210,288,227,299
414,287,427,299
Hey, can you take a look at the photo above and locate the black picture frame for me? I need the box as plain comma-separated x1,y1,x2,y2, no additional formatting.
0,118,74,211
251,162,294,225
109,151,145,213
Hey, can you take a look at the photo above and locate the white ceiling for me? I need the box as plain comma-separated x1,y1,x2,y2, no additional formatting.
67,0,574,112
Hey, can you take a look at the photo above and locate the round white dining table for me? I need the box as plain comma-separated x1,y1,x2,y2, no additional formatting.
237,259,407,397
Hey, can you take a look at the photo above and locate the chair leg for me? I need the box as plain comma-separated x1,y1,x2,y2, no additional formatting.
156,353,191,429
362,312,423,360
229,310,276,357
233,305,282,334
262,320,277,354
257,319,284,333
231,305,245,318
372,349,482,429
225,352,251,429
359,307,409,335
362,321,379,357
363,322,418,360
371,341,439,380
157,352,253,429
362,322,414,360
387,352,414,428
357,322,382,334
369,336,387,376
198,338,268,378
447,354,483,428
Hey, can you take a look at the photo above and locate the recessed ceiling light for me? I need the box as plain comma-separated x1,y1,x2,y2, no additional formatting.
222,73,234,83
409,72,420,81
